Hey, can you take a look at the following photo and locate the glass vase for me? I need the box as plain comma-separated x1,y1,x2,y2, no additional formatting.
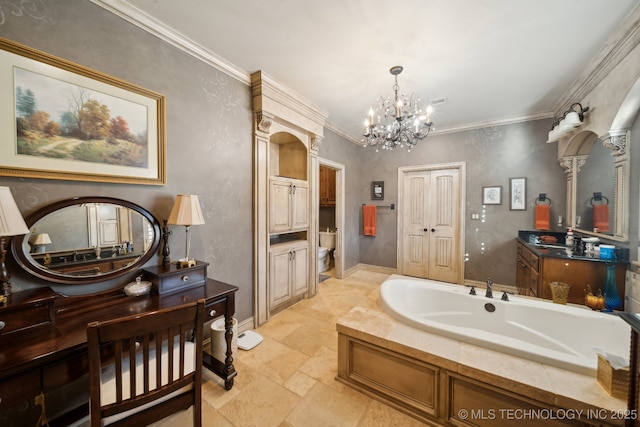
603,262,621,311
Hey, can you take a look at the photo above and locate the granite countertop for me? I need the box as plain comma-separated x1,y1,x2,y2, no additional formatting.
517,230,629,264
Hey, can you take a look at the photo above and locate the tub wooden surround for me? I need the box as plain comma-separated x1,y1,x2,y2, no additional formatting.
337,306,628,426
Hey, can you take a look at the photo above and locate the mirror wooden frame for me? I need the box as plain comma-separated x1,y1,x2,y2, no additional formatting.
11,196,161,285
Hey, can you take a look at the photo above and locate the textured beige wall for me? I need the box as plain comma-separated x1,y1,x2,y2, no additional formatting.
0,1,255,320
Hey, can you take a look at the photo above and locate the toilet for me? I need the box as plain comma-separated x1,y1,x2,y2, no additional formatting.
318,231,336,273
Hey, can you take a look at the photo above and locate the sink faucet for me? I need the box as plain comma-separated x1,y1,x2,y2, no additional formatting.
485,277,493,298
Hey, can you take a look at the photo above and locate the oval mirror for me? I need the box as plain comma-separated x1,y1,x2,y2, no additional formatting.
11,197,161,285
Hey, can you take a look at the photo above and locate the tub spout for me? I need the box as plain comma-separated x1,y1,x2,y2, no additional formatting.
485,278,493,298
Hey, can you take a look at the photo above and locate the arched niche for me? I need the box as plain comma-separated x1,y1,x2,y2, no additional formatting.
561,75,640,241
269,130,308,181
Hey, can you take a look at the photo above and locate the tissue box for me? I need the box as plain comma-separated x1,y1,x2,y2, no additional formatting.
597,354,629,398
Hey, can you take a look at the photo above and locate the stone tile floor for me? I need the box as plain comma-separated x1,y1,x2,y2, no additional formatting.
157,269,427,427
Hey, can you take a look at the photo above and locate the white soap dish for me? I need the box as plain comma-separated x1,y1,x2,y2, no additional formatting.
237,330,263,350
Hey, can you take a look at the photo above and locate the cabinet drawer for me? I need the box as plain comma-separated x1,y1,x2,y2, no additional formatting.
205,298,230,321
43,353,88,391
0,370,40,411
0,304,53,336
144,262,208,295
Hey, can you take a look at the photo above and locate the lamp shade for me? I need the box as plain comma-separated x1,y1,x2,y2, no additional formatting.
167,194,205,226
562,111,583,127
0,186,29,237
33,233,52,245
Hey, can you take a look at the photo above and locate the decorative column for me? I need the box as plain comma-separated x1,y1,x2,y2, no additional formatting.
602,129,629,240
308,135,322,297
254,111,273,326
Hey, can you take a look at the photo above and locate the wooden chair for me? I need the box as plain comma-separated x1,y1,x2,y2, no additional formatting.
86,299,205,427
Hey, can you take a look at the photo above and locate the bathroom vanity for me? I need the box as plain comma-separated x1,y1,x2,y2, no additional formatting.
516,231,627,306
0,196,239,425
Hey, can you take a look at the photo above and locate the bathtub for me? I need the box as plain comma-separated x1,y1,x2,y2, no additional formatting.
379,275,630,375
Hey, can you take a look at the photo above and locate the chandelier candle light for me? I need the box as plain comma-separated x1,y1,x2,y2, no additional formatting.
362,66,434,151
167,194,205,268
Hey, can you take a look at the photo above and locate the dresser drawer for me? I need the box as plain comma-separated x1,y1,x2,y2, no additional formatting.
206,298,231,321
0,370,41,411
0,303,53,336
143,261,208,295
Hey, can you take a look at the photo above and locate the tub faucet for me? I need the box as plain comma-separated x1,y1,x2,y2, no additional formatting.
485,278,493,298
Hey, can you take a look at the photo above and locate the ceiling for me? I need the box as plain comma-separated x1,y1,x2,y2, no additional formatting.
97,0,638,143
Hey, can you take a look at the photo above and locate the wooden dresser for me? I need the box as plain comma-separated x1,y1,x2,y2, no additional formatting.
0,276,238,426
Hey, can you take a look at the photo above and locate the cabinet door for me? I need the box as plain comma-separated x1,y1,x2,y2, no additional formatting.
292,246,308,296
515,255,529,296
291,182,308,230
270,180,292,233
269,250,292,307
529,268,539,297
326,168,336,205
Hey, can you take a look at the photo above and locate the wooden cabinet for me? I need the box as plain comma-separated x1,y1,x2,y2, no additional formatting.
269,177,308,233
319,166,336,207
516,240,626,306
516,242,539,297
269,241,308,311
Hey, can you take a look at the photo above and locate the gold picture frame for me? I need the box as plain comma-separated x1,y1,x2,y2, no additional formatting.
0,37,166,185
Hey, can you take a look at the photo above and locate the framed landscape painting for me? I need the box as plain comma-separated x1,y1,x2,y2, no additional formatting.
0,37,166,185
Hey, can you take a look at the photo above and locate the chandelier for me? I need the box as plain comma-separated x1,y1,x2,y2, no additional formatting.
362,66,434,152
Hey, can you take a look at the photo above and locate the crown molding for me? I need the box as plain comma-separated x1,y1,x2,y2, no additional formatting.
92,0,636,145
89,0,250,85
553,3,640,115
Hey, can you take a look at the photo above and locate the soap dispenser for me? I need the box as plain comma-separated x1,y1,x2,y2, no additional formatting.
565,229,574,247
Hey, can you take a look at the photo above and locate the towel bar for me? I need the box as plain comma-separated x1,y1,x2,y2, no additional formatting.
363,203,395,210
535,193,552,206
590,192,609,206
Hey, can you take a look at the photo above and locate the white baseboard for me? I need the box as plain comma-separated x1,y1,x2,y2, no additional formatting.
352,263,397,275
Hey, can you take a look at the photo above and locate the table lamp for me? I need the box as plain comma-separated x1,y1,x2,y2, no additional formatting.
32,233,52,253
0,186,30,297
167,194,204,268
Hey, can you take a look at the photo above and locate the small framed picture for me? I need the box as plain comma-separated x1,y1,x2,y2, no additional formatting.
510,177,527,211
371,181,384,200
482,186,502,205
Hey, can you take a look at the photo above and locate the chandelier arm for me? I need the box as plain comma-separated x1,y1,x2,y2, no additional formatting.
362,65,433,151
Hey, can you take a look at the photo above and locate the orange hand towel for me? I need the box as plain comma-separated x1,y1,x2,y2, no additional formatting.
363,205,377,236
535,205,550,231
593,204,610,232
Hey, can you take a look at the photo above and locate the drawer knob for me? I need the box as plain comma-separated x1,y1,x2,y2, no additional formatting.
181,275,189,282
0,321,4,330
209,309,216,317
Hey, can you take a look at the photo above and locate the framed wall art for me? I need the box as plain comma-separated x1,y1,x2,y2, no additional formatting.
371,181,384,200
0,37,166,185
482,186,502,205
509,177,527,211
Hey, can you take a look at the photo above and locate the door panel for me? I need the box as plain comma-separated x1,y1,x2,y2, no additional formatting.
400,166,462,283
402,173,429,277
429,170,459,283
